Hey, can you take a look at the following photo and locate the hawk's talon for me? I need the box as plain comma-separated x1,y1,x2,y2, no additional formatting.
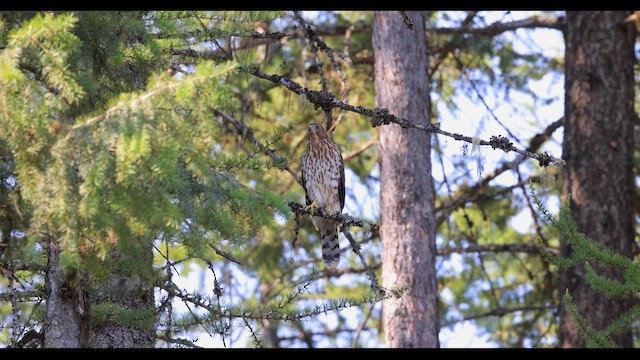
304,201,320,216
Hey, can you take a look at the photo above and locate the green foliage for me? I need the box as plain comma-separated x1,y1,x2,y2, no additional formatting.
0,9,600,349
91,301,156,330
0,10,388,348
438,188,555,347
533,190,640,347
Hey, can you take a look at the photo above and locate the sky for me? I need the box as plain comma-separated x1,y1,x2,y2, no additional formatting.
169,10,566,349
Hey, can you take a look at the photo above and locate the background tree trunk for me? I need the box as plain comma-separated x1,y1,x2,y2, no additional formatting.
373,11,440,348
44,235,88,348
559,11,637,348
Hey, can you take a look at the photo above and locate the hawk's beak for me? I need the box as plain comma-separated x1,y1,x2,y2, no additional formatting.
309,127,319,141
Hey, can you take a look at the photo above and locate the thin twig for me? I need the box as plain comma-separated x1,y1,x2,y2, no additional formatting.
341,229,383,295
342,139,376,162
208,243,241,265
441,304,557,327
433,14,564,36
455,54,524,148
206,260,227,348
242,317,263,348
156,334,202,348
437,177,539,222
351,302,375,348
435,117,564,225
294,12,350,132
164,239,173,348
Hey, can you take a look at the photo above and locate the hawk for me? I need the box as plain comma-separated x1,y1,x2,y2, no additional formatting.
300,123,345,268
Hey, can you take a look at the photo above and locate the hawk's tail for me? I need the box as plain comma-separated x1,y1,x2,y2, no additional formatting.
322,228,340,268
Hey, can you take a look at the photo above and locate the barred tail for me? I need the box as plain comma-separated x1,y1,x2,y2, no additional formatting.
321,228,340,268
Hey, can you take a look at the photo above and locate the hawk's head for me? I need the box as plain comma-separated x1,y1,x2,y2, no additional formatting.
308,123,329,142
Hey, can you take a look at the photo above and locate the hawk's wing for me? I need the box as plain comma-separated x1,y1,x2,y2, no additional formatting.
300,155,312,206
338,148,345,210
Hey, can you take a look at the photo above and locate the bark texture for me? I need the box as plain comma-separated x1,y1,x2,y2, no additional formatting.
44,236,88,348
373,10,440,348
559,11,637,348
88,246,156,348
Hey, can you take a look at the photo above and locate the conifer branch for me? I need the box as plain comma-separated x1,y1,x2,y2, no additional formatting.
215,109,301,184
164,279,391,323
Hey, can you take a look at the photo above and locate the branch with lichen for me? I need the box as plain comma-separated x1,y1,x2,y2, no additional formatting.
293,12,350,131
286,201,378,232
242,65,565,167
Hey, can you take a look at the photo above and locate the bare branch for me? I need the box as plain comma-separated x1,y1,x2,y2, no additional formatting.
442,304,558,327
343,139,376,162
310,14,564,38
432,14,564,36
351,302,375,348
277,327,367,343
437,177,538,224
435,117,564,225
438,243,560,256
313,262,381,279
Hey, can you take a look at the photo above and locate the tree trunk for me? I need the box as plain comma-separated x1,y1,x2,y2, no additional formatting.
559,11,636,348
373,11,439,348
88,245,156,348
44,235,88,348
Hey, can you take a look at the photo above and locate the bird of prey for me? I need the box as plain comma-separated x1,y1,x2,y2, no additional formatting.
300,123,345,268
